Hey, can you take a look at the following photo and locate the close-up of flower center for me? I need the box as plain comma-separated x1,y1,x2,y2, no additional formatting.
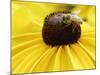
42,11,83,46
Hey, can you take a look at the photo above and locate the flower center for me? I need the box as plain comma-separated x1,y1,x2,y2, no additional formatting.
42,11,82,46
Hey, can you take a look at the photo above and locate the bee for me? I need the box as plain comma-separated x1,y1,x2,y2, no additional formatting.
63,10,83,32
42,10,83,46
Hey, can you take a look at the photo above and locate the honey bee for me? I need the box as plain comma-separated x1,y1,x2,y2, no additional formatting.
63,10,83,32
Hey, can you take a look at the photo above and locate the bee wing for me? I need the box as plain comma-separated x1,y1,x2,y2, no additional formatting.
72,10,80,15
72,15,83,24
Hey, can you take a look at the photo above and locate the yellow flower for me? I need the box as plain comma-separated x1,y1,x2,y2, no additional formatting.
12,1,96,74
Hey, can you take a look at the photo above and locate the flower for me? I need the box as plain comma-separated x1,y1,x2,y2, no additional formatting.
12,1,96,74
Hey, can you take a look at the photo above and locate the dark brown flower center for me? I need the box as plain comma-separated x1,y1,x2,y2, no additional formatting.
42,12,81,46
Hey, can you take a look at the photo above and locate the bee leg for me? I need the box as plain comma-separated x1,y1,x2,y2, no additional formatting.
72,25,77,33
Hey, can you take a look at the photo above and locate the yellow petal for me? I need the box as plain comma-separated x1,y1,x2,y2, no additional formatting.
12,42,49,74
52,46,62,71
19,2,68,23
12,1,34,35
71,43,95,69
64,45,83,69
12,32,41,46
87,6,96,27
65,44,95,70
81,22,95,34
12,44,43,72
12,1,68,38
78,41,95,62
52,46,73,71
12,38,42,56
72,6,90,19
30,46,58,72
